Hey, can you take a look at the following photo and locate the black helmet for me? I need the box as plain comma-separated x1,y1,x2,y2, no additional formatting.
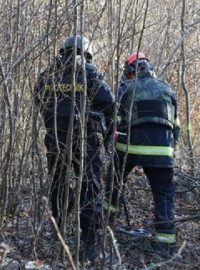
60,35,93,63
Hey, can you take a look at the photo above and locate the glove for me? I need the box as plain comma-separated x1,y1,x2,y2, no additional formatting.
115,131,119,141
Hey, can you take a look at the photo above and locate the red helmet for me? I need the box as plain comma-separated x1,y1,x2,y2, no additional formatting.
124,52,152,79
127,52,147,65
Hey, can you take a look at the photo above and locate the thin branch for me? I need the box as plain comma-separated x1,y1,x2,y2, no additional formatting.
45,200,76,270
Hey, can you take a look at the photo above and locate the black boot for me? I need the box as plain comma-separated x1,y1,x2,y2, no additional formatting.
149,241,177,259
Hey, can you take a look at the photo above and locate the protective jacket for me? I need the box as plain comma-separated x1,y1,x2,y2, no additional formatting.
34,55,114,240
116,72,180,167
35,56,114,144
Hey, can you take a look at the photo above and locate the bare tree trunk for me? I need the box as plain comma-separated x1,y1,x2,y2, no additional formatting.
121,0,149,206
74,1,87,267
59,1,78,267
102,0,123,263
71,7,78,268
129,0,138,53
0,60,12,228
107,0,115,90
180,0,195,175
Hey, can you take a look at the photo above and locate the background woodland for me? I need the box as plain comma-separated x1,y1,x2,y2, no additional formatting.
0,0,200,269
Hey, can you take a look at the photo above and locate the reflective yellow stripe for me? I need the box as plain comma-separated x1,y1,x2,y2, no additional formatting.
116,142,174,156
104,201,118,214
155,233,176,244
117,115,122,124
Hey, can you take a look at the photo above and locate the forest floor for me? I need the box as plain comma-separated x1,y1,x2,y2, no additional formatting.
0,169,200,270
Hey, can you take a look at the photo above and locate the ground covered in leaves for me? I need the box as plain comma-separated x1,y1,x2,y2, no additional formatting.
0,169,200,269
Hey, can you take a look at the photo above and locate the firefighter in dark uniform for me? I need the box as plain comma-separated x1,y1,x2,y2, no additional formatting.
34,35,114,261
107,52,180,256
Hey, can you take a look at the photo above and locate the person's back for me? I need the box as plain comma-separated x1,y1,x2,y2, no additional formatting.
36,54,113,142
120,73,176,123
35,35,114,263
117,72,178,169
107,52,180,258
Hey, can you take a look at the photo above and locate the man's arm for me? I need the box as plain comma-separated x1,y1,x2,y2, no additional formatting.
33,71,46,111
171,91,180,145
87,65,115,149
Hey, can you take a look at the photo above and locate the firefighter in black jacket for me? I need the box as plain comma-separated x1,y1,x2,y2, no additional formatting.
107,52,180,257
34,35,114,262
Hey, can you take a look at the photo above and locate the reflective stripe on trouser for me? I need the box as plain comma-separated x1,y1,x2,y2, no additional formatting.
116,142,174,156
117,115,122,125
155,233,176,244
